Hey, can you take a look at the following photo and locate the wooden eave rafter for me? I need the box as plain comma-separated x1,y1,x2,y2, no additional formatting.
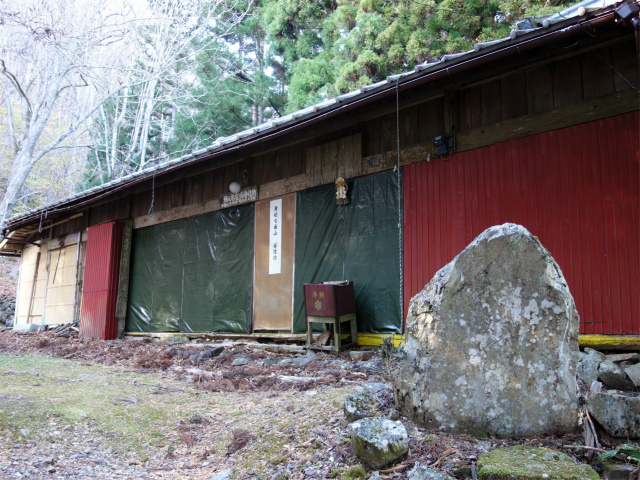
0,213,84,256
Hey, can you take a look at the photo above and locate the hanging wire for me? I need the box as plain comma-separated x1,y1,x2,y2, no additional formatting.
147,162,157,216
396,77,404,342
590,50,639,93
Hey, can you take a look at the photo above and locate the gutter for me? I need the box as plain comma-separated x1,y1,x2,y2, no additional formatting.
5,7,622,232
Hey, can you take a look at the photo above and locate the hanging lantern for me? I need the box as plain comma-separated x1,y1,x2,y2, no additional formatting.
335,177,349,205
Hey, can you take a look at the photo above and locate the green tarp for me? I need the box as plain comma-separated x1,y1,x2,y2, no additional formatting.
126,204,254,333
293,170,402,334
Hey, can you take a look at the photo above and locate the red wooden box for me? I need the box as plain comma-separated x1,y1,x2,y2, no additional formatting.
304,281,355,317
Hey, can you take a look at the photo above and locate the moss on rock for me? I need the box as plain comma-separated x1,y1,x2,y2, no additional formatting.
477,446,599,480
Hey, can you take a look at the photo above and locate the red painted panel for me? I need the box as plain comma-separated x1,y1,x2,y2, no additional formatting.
403,112,639,335
79,221,124,339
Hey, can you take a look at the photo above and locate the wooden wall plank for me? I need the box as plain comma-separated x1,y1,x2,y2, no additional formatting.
581,47,615,99
160,184,173,212
287,143,305,177
321,140,338,184
481,80,502,125
526,64,554,114
457,90,472,133
306,143,322,187
275,149,288,180
402,106,418,148
552,57,583,108
337,136,347,178
467,86,483,130
212,169,224,197
262,152,277,184
251,156,264,186
611,42,639,92
171,179,183,209
500,73,527,120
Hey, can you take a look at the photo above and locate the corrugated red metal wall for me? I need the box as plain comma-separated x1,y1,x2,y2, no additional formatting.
79,221,125,339
403,111,639,335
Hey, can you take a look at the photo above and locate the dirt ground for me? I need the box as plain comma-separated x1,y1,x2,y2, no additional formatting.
0,329,599,479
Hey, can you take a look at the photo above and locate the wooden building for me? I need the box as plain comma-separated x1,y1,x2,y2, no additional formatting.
3,1,639,346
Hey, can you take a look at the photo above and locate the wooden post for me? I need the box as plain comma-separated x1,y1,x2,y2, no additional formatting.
25,251,41,325
40,250,51,327
115,219,133,337
71,232,82,324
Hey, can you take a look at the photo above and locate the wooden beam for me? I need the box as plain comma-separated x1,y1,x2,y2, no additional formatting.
23,213,83,235
579,335,640,351
258,174,307,201
133,197,221,229
457,90,638,152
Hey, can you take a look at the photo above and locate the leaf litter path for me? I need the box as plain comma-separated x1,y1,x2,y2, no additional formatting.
0,330,586,479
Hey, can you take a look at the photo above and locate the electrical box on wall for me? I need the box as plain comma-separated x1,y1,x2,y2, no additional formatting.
434,135,451,156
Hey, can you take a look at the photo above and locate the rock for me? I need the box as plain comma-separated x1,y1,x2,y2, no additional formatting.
12,323,39,332
232,357,249,366
206,470,233,480
577,348,606,385
625,363,640,387
348,417,408,469
475,441,493,451
587,392,640,438
349,350,373,361
597,361,635,391
278,350,316,367
476,446,599,479
270,468,288,480
343,384,394,421
351,359,385,374
606,353,640,365
189,352,204,363
202,347,225,358
407,462,455,479
599,461,638,480
395,224,580,436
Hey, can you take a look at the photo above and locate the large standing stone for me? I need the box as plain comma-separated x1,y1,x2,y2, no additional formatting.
395,224,579,436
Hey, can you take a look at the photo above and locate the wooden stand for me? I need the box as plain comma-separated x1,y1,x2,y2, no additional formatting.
306,312,358,353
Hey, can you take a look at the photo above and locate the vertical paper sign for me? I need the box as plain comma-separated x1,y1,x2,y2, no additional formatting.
269,199,282,275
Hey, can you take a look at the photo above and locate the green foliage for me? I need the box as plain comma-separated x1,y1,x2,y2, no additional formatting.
598,444,640,463
259,0,578,112
80,0,579,190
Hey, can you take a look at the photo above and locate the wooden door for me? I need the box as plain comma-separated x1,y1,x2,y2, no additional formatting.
253,194,296,331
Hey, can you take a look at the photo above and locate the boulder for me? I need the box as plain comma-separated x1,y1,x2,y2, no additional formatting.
395,224,580,436
597,361,635,391
577,348,606,385
587,392,640,438
599,461,638,480
348,417,408,469
407,462,455,480
624,363,640,388
476,446,599,480
343,383,393,422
